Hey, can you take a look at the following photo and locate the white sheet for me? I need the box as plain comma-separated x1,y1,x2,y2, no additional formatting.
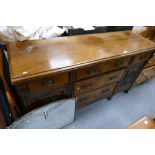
0,26,66,43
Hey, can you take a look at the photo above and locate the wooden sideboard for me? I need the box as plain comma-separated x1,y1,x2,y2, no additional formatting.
7,31,155,114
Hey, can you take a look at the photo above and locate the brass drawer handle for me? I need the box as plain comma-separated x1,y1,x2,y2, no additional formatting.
109,75,117,80
116,60,124,66
87,68,98,75
101,88,109,94
42,80,55,87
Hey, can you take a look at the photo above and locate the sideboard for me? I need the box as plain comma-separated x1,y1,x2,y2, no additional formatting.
7,31,155,114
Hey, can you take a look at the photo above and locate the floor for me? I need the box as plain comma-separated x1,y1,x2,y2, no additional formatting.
65,78,155,129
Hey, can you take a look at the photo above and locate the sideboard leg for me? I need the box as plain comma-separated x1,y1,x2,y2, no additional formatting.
124,90,129,94
107,97,112,101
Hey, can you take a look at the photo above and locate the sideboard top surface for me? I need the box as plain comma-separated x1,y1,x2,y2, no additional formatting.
7,31,155,84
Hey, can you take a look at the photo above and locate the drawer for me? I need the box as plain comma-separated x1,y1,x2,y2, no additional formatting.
30,91,64,110
76,56,131,80
76,83,116,109
134,72,148,86
19,90,65,113
133,52,153,64
27,72,69,93
74,69,125,96
142,66,155,79
144,53,155,68
15,83,66,114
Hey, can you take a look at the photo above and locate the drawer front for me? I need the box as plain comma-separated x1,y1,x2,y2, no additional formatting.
144,53,155,68
135,72,148,86
142,66,155,79
27,72,69,93
15,84,65,114
76,83,116,109
75,69,125,96
76,57,130,80
29,91,64,111
14,73,68,114
115,82,131,93
133,52,153,64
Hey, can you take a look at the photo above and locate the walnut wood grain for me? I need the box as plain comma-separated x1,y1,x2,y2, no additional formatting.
135,65,155,86
142,65,155,79
8,31,155,85
74,69,125,96
7,31,155,113
134,72,148,86
76,56,130,81
128,116,155,129
144,53,155,68
133,52,153,64
76,83,116,109
27,72,69,93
